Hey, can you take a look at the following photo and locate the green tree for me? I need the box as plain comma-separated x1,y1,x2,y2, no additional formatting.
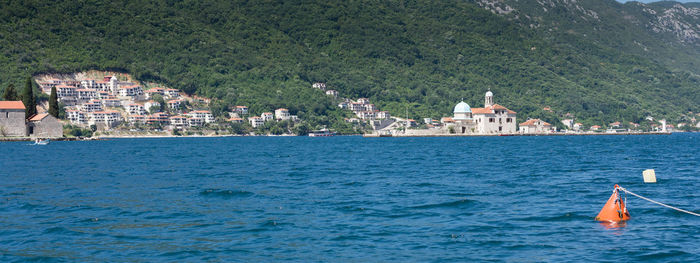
22,77,36,119
2,84,18,101
293,122,311,135
49,86,59,118
152,94,166,112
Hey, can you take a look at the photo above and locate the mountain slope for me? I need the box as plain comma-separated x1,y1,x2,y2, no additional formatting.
0,0,698,128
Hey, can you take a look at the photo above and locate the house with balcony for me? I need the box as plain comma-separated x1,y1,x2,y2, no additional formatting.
235,106,248,115
261,112,274,122
275,108,290,120
249,116,264,128
188,110,214,123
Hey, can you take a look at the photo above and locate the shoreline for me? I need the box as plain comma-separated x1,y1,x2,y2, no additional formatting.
0,131,683,141
362,131,673,137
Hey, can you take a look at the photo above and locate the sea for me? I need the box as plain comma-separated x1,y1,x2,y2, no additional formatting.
1,133,698,262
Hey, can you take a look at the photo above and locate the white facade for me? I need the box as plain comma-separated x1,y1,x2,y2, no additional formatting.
261,112,274,122
275,108,290,120
519,119,554,134
126,104,147,115
189,111,214,123
249,117,264,128
81,101,103,112
235,106,248,115
164,89,180,98
450,91,516,134
66,110,87,124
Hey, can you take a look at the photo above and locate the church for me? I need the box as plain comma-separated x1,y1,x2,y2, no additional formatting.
448,90,517,134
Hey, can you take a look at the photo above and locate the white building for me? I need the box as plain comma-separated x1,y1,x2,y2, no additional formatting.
448,90,517,134
325,90,339,98
66,110,87,124
188,110,214,123
126,104,147,115
57,85,77,98
145,88,165,99
561,119,574,129
76,89,98,100
261,112,274,122
81,100,103,113
88,110,121,127
170,116,188,129
128,115,146,124
275,108,290,120
519,119,554,134
312,82,326,90
249,116,264,128
118,85,143,97
235,106,248,115
168,99,182,110
188,117,203,127
102,99,121,108
164,88,180,98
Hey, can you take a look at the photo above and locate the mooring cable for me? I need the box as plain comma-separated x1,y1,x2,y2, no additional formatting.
617,186,700,217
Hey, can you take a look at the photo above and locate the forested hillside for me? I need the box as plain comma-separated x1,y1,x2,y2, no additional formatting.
1,0,698,129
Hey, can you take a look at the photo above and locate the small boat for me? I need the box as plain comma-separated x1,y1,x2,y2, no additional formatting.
34,138,50,145
308,129,334,137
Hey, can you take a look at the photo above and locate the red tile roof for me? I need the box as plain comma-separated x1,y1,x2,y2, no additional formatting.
520,119,551,126
471,108,492,114
472,104,515,114
492,104,508,110
29,113,49,121
0,101,26,110
441,117,455,123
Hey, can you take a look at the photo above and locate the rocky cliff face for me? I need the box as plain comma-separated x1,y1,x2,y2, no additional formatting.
645,3,700,43
475,0,700,45
472,0,700,75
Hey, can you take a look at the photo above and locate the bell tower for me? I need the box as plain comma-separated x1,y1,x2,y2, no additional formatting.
485,89,494,107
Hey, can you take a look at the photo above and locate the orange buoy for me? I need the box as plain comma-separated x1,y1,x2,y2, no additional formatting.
595,184,630,222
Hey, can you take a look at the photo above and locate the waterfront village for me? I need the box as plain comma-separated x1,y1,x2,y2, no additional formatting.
1,71,698,139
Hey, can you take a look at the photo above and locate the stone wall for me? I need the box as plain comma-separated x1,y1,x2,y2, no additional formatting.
30,115,63,138
0,109,27,136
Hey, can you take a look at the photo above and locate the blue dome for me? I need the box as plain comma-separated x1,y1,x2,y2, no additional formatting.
453,101,471,113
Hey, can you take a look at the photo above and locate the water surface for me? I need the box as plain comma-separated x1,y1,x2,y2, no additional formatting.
1,134,698,261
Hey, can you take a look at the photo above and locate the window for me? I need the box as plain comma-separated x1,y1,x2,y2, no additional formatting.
506,118,512,123
489,118,495,123
499,126,503,131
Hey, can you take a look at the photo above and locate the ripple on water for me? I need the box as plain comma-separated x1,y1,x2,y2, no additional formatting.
0,135,698,262
198,189,254,199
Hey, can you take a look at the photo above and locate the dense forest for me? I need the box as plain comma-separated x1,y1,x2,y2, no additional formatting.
0,0,698,130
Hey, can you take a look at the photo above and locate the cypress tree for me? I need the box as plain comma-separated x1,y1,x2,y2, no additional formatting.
22,77,37,119
49,86,59,118
2,84,18,101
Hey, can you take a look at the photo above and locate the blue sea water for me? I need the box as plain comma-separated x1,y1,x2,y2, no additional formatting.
0,134,698,262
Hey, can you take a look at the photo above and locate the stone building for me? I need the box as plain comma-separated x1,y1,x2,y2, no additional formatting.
447,90,517,135
519,118,554,134
28,113,63,138
0,101,27,136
